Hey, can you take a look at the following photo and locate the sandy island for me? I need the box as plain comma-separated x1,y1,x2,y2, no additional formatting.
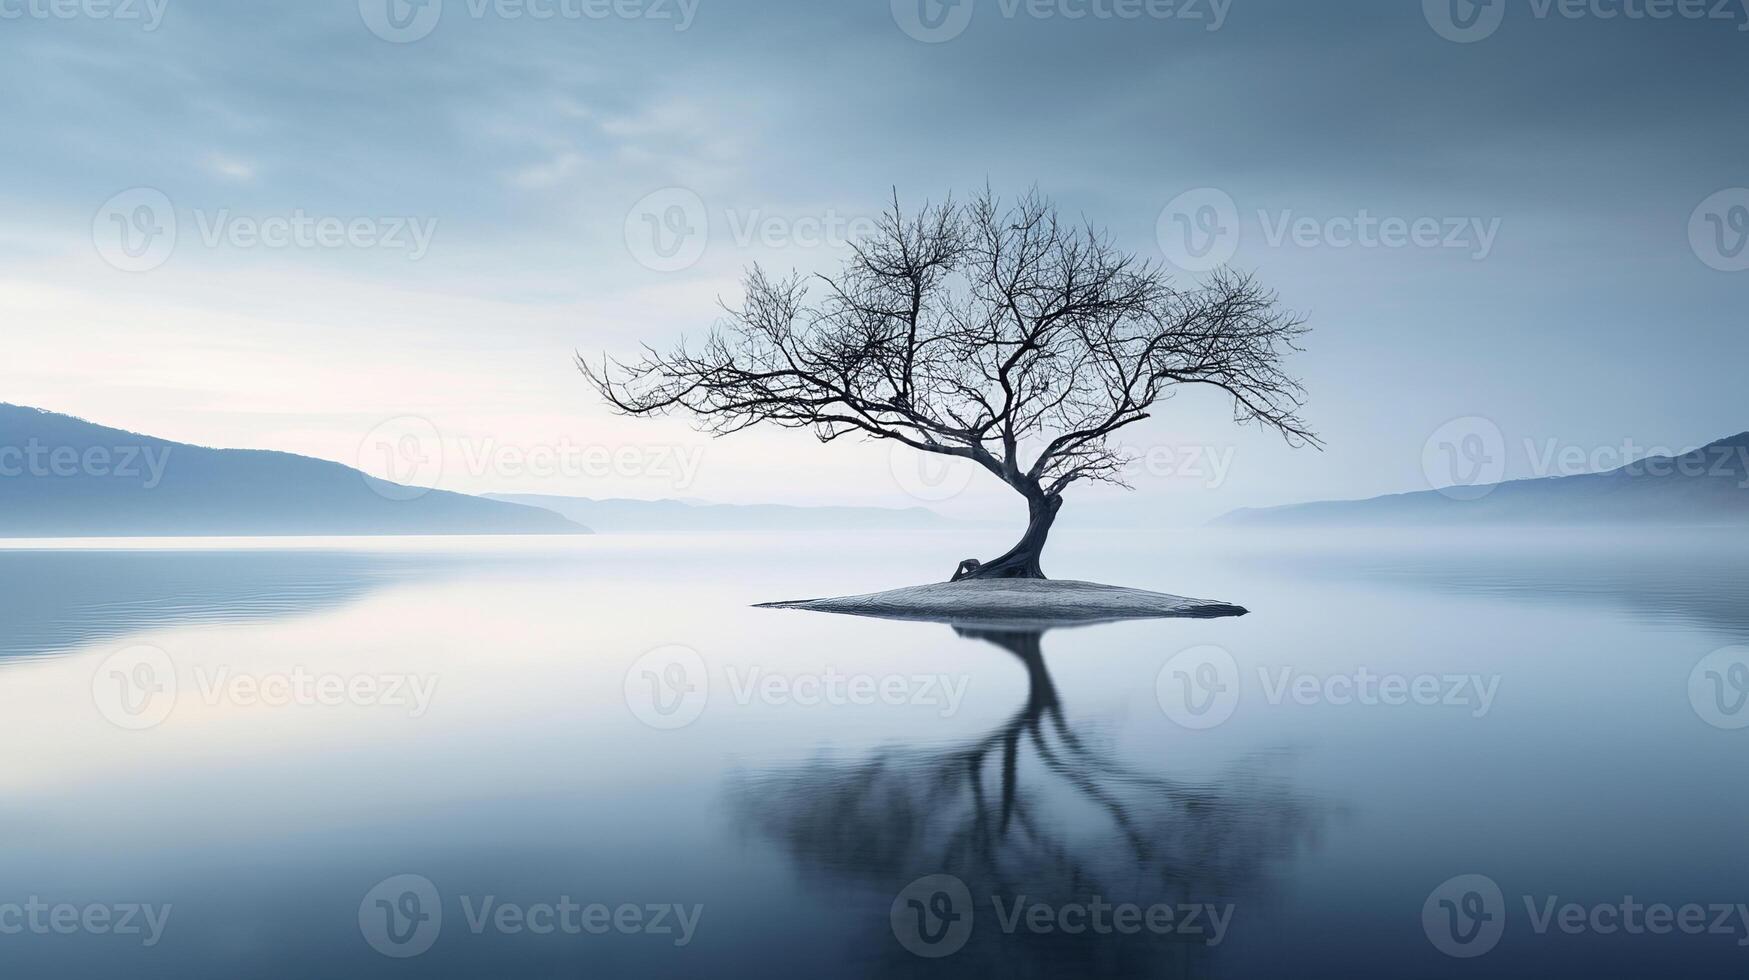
756,578,1247,630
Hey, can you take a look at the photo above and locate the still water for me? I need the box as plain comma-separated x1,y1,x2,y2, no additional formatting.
2,529,1746,978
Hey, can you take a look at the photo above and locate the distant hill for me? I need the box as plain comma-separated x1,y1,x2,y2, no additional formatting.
485,492,970,533
1218,432,1749,528
0,405,586,537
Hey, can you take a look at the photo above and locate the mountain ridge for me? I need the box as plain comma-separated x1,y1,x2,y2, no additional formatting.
0,404,586,537
1217,431,1749,528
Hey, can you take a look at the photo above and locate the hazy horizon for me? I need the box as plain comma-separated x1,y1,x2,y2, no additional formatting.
6,398,1747,530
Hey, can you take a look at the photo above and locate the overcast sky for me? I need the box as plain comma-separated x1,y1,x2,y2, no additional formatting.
2,0,1744,523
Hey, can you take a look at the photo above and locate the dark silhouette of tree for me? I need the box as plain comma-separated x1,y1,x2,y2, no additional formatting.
585,189,1317,580
727,624,1324,976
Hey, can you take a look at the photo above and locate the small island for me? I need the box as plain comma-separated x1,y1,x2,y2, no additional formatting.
757,578,1247,629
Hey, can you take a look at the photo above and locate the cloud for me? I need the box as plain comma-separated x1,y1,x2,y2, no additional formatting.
204,155,257,182
504,150,588,189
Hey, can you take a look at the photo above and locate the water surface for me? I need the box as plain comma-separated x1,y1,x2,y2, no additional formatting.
2,529,1744,977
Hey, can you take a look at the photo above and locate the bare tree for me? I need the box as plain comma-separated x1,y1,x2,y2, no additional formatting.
584,189,1317,580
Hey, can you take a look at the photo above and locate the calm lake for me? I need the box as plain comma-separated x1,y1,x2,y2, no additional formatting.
2,528,1746,978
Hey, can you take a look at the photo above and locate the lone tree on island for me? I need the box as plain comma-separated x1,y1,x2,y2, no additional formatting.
584,190,1317,581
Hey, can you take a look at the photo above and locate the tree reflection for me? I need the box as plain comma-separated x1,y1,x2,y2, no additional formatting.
728,624,1324,976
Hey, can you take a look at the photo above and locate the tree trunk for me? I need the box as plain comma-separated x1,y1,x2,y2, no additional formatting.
952,492,1062,581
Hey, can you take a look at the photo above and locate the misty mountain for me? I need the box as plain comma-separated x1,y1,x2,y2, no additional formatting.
0,405,586,537
485,492,970,533
1217,432,1749,528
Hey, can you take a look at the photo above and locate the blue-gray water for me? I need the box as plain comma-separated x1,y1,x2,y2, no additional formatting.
2,529,1746,978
